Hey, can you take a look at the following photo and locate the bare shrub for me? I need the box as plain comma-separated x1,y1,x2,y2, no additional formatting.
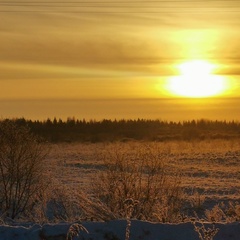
192,219,219,240
205,202,240,223
92,142,184,222
225,202,240,221
205,204,226,223
0,120,48,219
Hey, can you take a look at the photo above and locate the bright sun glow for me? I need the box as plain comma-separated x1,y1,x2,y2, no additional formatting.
167,60,227,98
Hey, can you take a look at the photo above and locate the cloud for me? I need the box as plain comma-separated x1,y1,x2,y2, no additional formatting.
0,21,177,77
3,3,223,77
1,0,240,101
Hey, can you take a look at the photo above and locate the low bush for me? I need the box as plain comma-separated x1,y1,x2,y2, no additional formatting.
91,143,184,222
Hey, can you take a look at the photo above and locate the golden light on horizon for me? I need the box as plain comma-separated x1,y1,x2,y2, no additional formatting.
166,60,228,98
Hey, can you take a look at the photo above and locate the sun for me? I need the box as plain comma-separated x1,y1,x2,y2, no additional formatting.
167,60,227,98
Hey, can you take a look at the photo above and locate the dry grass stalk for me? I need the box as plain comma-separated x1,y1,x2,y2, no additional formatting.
66,223,88,240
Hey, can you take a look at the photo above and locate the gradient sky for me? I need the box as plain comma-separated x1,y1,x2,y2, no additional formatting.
1,0,240,120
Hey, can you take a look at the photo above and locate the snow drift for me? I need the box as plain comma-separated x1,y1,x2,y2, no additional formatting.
0,220,239,240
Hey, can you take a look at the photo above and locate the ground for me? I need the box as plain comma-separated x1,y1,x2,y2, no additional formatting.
1,140,240,239
0,220,240,240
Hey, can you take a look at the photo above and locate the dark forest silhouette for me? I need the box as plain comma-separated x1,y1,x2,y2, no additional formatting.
1,118,240,142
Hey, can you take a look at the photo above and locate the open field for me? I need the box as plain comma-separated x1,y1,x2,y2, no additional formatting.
0,127,240,240
47,139,240,217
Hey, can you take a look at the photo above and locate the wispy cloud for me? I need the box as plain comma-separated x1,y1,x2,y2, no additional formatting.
1,0,240,100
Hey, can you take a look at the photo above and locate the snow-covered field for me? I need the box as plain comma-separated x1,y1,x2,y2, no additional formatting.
1,140,240,240
48,140,240,205
0,220,240,240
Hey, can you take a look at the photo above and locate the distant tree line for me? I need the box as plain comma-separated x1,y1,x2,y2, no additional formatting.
1,118,240,142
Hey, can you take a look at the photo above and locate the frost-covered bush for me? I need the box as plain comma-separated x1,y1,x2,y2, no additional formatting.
92,142,184,222
0,121,48,220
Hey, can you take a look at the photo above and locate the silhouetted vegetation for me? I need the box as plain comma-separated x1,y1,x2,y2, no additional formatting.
0,121,48,219
1,118,240,142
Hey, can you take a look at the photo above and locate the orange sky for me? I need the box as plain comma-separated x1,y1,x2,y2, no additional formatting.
0,1,240,120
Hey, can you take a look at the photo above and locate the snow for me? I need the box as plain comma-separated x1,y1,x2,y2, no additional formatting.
1,141,240,239
0,220,239,240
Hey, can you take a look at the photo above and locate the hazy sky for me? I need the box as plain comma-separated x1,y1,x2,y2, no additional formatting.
1,0,240,120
